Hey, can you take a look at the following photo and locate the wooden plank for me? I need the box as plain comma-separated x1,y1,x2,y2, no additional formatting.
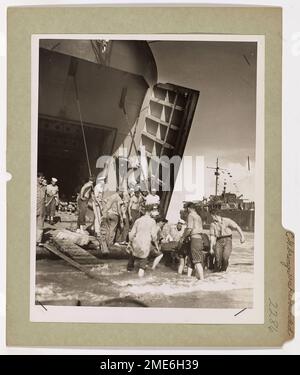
53,238,100,264
42,242,108,283
38,242,130,260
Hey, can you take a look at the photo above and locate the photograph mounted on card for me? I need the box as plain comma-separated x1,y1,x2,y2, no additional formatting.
30,34,264,325
6,6,294,347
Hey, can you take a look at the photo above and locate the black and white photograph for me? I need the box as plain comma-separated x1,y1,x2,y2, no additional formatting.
31,35,264,324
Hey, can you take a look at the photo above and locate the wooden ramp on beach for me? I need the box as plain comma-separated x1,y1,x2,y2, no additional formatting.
42,241,112,284
52,238,101,265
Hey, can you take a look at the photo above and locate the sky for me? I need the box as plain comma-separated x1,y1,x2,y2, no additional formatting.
150,41,257,221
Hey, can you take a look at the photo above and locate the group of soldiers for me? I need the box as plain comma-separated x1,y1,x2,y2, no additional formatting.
36,173,246,280
76,176,161,245
126,202,245,279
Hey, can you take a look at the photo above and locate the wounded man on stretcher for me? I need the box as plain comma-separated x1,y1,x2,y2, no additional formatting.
160,232,214,274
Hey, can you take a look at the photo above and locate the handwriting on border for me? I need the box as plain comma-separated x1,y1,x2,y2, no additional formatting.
280,231,295,337
268,298,279,333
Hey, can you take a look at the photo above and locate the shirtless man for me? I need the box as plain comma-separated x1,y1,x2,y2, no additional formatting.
179,202,204,280
77,176,95,233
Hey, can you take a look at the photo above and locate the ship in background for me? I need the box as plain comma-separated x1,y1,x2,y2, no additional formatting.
37,39,254,231
182,158,255,231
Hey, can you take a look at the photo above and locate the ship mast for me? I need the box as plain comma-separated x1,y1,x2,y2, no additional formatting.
207,158,229,196
215,158,220,196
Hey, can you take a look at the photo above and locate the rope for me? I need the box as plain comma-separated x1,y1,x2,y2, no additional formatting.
73,77,92,177
72,66,147,191
128,116,139,157
124,110,149,193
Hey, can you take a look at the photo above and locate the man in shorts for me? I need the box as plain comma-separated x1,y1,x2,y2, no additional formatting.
178,202,204,280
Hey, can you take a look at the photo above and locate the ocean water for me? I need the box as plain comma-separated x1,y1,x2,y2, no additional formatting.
36,232,254,309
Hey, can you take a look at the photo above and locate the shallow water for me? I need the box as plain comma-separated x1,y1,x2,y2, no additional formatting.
36,232,254,308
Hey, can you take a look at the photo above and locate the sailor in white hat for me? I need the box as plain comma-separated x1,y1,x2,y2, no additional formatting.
45,177,59,225
145,187,160,206
169,218,186,243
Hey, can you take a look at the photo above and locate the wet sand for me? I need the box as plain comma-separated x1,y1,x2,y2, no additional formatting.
36,231,254,309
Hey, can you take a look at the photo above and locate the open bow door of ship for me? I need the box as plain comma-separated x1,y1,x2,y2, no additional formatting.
139,83,199,217
37,43,199,216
